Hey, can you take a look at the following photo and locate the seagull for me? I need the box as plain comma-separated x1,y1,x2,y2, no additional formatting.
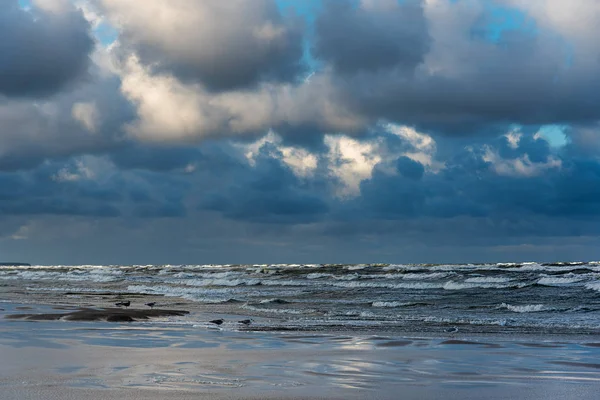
238,319,253,325
145,302,156,309
209,319,224,325
115,301,130,308
445,326,458,334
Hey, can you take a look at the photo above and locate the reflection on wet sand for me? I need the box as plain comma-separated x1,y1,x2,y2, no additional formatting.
2,303,600,399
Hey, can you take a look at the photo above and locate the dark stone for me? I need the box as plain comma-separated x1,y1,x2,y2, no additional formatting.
5,307,190,322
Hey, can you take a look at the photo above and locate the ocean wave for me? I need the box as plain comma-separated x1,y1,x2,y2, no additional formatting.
516,264,600,273
371,301,427,308
402,272,450,280
585,282,600,292
25,286,118,293
537,276,583,286
126,284,233,302
360,311,377,318
179,278,262,287
464,277,512,283
242,304,316,315
382,264,411,271
259,279,313,287
259,298,291,304
499,303,546,313
172,271,240,280
419,315,508,326
331,281,443,290
442,281,518,290
0,270,120,283
306,273,334,279
346,265,369,271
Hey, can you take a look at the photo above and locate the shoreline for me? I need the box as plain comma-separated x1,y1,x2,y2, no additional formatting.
2,302,600,399
3,298,600,344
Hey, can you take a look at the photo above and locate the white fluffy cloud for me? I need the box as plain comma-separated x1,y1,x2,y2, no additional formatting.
33,0,73,14
117,54,363,142
325,135,383,197
96,0,304,90
72,101,99,132
242,131,318,178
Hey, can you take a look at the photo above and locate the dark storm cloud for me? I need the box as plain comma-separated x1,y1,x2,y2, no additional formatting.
313,0,430,74
396,156,425,180
0,76,134,171
110,145,204,172
341,68,600,136
355,133,600,224
201,145,329,224
0,170,121,217
0,158,190,219
0,1,94,97
307,1,600,135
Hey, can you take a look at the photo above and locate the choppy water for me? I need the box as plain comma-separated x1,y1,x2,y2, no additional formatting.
2,262,600,335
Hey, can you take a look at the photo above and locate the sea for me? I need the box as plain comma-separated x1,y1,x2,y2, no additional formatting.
2,262,600,337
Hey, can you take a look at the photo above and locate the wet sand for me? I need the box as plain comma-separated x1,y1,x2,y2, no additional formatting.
2,303,600,399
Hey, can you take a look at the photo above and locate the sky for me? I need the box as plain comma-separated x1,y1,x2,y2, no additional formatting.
1,0,600,265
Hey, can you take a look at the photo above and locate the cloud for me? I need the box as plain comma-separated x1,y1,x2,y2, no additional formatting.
0,1,94,97
309,0,600,135
0,74,133,171
325,135,382,197
72,101,100,132
97,0,305,91
201,145,329,224
314,0,430,74
3,0,600,263
0,155,190,219
354,128,600,223
117,55,363,142
242,131,318,178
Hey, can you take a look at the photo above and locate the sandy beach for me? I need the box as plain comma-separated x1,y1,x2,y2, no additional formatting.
2,302,600,400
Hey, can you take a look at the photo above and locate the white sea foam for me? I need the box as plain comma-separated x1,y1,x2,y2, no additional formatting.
242,304,315,315
465,277,511,283
537,276,582,286
0,270,120,283
382,264,410,271
306,273,333,279
418,315,508,326
127,284,233,302
360,311,377,318
172,271,239,280
500,303,546,313
442,281,515,290
331,281,443,290
180,278,262,287
371,301,417,308
346,264,369,270
333,273,360,281
402,272,450,280
259,279,313,287
585,282,600,292
25,286,117,293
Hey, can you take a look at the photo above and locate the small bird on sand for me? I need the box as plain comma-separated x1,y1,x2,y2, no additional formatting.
238,319,253,325
115,301,130,308
145,302,156,309
209,318,224,325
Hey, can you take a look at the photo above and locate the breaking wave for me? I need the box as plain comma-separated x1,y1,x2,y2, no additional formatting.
499,303,546,313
